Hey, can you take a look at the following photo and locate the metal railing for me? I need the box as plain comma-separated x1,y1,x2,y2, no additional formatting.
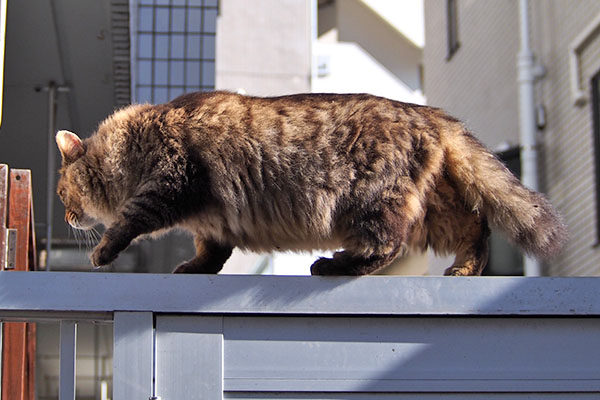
1,272,600,399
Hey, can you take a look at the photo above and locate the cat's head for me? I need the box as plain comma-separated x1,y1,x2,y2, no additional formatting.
55,130,100,230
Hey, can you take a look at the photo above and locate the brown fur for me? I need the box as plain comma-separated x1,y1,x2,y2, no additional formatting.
55,91,567,276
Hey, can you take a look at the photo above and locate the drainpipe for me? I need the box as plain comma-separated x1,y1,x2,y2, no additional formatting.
517,0,544,276
41,82,69,270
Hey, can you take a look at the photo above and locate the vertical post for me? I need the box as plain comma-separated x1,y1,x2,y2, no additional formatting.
155,316,224,400
43,83,68,270
46,82,57,270
59,321,77,400
517,0,541,276
113,312,154,400
0,164,7,269
2,169,36,400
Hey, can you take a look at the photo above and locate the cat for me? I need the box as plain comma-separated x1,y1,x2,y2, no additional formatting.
55,91,567,276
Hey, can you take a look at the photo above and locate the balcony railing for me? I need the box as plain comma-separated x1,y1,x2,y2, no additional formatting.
1,272,600,399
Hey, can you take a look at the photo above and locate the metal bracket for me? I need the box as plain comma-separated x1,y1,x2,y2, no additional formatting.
5,228,16,269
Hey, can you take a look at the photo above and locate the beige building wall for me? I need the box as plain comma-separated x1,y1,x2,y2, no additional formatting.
215,0,312,96
530,1,600,275
424,0,600,276
424,1,520,150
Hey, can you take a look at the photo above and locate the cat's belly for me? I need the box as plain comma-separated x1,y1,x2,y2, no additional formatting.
182,208,343,253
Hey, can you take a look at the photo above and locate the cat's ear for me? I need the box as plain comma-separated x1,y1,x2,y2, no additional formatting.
56,130,86,163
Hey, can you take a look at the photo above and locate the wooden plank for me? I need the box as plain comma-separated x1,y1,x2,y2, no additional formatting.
113,312,154,400
1,323,26,400
1,168,36,400
7,169,31,271
25,323,35,400
0,164,7,269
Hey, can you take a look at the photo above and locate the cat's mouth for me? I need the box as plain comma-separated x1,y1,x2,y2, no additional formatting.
66,210,97,230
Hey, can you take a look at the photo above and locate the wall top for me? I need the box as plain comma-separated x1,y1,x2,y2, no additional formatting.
0,272,599,320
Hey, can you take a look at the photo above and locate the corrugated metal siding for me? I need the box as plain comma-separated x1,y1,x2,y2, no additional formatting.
424,0,600,275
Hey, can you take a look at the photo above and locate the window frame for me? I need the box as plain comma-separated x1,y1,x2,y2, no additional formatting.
446,0,460,61
591,70,600,243
133,0,218,104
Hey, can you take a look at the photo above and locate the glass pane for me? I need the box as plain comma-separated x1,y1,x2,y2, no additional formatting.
154,87,169,104
169,87,185,100
155,7,170,32
170,34,185,59
205,0,219,7
155,34,169,58
138,6,154,31
170,61,185,85
186,61,201,86
137,86,152,103
188,8,202,32
171,8,186,32
202,61,215,87
138,33,153,58
154,60,169,85
203,8,217,33
202,35,215,59
186,35,201,59
137,60,153,85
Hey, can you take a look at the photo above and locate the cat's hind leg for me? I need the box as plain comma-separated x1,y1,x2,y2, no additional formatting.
443,216,490,276
311,202,410,276
173,237,233,274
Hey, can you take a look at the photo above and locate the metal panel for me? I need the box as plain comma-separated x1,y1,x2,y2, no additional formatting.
58,321,76,400
156,316,223,400
2,273,600,317
223,316,600,394
113,312,153,400
224,394,600,399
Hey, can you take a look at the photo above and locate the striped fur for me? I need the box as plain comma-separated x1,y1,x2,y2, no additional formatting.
55,91,567,275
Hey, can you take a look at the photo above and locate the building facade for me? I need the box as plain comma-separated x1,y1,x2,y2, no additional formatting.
424,0,600,275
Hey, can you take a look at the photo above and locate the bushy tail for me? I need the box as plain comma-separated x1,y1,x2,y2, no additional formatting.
443,128,567,258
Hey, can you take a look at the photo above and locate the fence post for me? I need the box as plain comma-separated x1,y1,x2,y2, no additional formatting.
58,321,77,400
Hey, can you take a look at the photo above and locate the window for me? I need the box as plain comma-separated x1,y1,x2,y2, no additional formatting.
446,0,460,60
484,148,524,276
591,70,600,243
134,0,218,104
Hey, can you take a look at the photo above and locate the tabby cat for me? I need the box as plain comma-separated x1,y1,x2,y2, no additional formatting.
55,91,567,276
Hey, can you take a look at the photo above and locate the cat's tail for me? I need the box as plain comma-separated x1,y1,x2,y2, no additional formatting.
443,126,568,259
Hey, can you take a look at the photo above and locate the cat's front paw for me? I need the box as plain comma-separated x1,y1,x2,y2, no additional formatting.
91,242,118,266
